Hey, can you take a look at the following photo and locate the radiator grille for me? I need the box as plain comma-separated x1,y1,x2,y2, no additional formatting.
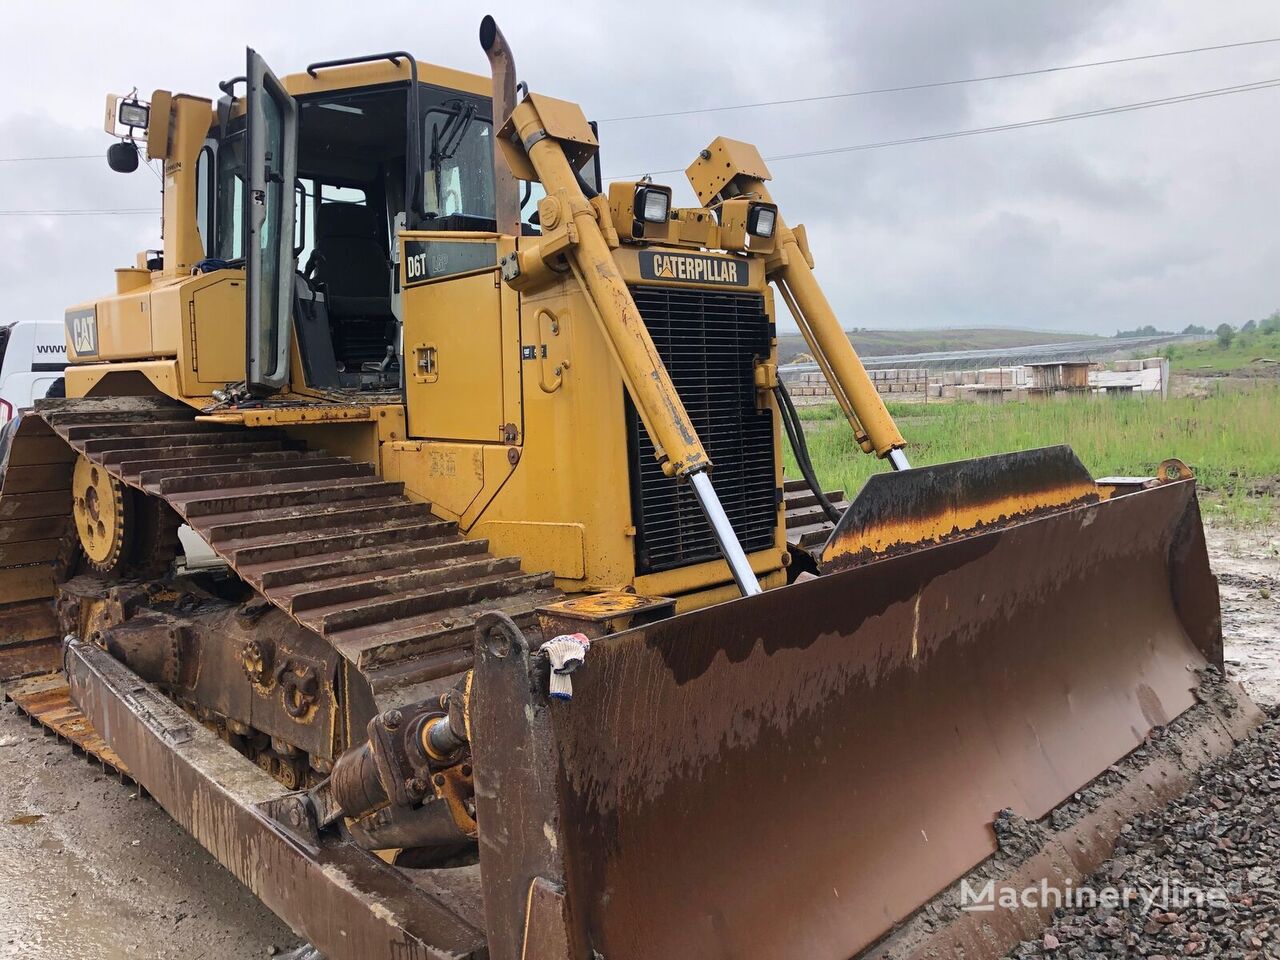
626,285,777,574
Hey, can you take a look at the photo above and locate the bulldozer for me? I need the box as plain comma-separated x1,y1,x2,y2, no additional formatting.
0,17,1262,960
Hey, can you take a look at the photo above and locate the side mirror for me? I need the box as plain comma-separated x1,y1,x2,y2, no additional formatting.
107,141,139,174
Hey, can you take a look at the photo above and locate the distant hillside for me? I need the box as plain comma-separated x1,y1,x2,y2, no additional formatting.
777,328,1098,364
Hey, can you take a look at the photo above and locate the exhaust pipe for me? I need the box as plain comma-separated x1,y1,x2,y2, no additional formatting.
479,15,520,236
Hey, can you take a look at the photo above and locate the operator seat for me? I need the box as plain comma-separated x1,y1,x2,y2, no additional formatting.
310,202,393,321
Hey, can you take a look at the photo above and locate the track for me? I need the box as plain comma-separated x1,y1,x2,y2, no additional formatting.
783,477,849,553
1,396,560,707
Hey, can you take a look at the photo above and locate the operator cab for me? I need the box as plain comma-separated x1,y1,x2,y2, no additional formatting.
202,51,514,397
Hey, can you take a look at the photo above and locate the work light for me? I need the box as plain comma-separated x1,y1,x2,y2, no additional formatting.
636,185,671,224
747,202,777,239
118,100,150,130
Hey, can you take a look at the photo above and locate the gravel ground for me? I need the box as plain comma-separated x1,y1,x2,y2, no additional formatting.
0,520,1274,959
1005,709,1280,959
1002,520,1280,959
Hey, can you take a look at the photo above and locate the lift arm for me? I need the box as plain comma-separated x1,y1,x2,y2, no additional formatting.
686,138,910,470
488,90,762,596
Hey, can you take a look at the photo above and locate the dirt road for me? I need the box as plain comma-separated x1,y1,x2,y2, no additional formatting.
1213,520,1280,706
0,520,1275,959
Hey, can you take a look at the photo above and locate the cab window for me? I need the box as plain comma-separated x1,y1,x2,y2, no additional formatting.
423,104,495,221
215,121,246,260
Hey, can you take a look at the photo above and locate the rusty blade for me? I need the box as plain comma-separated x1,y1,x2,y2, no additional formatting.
821,445,1099,570
541,479,1217,960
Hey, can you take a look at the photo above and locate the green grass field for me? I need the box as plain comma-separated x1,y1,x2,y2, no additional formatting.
1162,328,1280,373
786,384,1280,525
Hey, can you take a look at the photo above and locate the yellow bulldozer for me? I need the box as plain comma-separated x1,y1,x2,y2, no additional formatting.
0,17,1261,960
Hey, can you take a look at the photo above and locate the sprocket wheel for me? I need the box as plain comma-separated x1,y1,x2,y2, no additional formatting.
72,456,132,573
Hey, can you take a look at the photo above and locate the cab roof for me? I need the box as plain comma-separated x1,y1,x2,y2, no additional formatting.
281,56,490,100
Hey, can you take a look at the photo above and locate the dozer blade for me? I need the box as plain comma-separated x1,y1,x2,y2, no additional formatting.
469,449,1256,960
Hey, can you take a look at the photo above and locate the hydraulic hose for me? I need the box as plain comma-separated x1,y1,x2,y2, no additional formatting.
775,380,843,525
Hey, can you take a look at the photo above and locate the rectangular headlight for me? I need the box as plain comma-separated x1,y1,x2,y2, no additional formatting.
118,100,150,129
637,185,671,224
747,203,776,238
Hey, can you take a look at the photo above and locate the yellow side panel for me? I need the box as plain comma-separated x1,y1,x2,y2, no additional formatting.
192,277,247,384
404,270,506,443
473,520,585,580
92,289,153,359
383,441,515,525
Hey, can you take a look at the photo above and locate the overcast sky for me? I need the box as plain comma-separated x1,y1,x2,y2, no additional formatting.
2,0,1276,335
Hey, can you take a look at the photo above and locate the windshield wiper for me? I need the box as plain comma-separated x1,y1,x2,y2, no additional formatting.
428,100,477,213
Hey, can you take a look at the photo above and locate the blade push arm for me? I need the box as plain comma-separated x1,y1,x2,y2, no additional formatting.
686,138,910,470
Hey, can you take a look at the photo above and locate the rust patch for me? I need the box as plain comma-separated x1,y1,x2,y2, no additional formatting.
821,445,1098,573
7,671,132,779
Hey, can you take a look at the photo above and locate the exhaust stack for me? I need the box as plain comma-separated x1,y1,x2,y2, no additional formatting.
479,15,520,235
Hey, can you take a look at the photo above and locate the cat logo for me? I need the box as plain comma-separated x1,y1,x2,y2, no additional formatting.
65,307,98,357
638,251,748,287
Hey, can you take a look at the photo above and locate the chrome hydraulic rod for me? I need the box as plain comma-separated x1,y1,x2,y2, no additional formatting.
689,470,763,596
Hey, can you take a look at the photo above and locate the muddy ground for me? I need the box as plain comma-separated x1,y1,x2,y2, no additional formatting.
0,521,1275,959
0,702,303,958
1213,520,1280,707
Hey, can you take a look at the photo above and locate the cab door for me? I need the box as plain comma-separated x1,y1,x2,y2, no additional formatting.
401,237,507,441
244,48,298,395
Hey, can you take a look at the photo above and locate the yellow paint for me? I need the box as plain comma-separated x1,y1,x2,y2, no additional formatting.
66,360,182,400
402,251,509,443
474,520,586,580
192,277,247,384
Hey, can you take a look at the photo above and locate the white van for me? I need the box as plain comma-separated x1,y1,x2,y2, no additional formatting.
0,321,67,420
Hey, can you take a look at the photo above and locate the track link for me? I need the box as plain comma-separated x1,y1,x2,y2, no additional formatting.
783,477,849,552
6,671,133,781
12,397,559,702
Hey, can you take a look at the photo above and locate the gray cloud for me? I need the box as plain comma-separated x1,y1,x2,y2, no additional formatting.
1,0,1276,334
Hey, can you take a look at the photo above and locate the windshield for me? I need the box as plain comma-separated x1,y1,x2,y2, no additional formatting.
423,103,495,221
